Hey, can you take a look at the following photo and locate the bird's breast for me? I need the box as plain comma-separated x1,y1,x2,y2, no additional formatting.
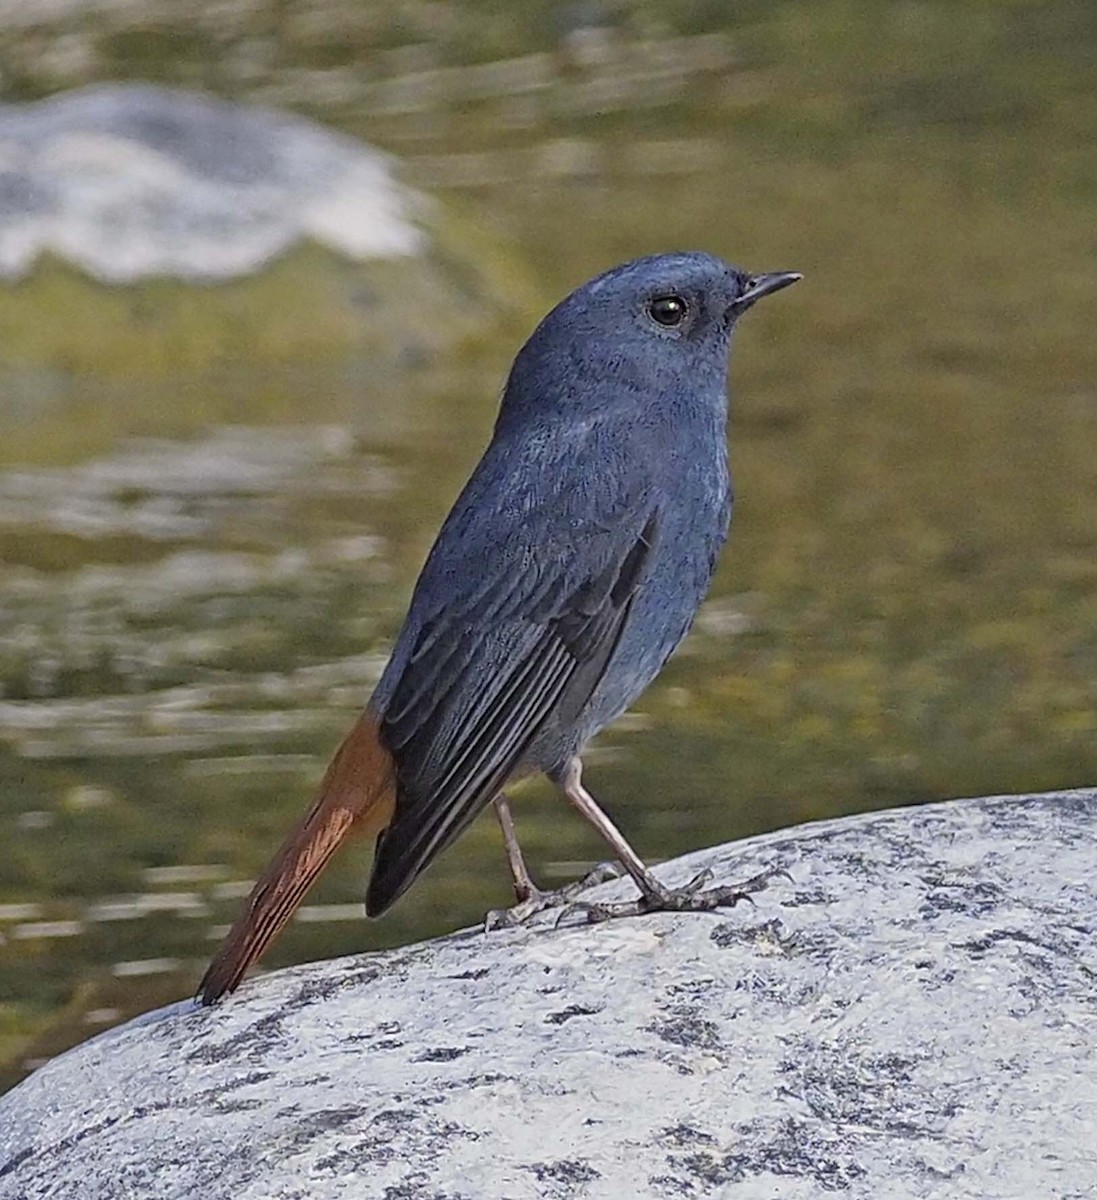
565,458,731,750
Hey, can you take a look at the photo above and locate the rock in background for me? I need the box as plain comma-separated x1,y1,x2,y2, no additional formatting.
0,82,537,381
0,83,426,282
1,790,1094,1199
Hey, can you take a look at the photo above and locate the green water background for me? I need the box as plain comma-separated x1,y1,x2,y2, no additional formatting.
1,0,1096,1090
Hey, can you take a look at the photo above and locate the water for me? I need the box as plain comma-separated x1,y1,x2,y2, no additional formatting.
2,1,1097,1091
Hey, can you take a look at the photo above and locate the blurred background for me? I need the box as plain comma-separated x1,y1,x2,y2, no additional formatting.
0,0,1095,1091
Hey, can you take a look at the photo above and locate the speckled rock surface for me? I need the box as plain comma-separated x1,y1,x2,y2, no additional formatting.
1,790,1095,1199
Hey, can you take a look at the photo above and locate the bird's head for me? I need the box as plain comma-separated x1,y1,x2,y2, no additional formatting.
499,252,800,432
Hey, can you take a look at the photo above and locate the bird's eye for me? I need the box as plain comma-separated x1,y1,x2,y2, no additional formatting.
647,294,688,327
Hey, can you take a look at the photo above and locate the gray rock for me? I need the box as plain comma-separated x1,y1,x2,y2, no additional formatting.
0,83,424,282
0,82,538,384
1,789,1095,1199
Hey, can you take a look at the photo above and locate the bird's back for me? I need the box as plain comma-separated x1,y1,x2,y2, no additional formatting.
374,389,732,779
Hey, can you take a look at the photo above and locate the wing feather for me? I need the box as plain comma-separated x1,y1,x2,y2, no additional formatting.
366,509,661,914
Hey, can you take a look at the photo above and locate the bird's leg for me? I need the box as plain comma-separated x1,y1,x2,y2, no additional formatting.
483,792,621,931
494,792,538,903
556,756,786,923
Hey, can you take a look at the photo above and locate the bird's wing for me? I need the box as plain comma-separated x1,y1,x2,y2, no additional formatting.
196,421,664,1002
367,503,661,914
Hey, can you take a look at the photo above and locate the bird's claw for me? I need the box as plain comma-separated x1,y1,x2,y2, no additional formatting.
484,896,542,931
683,866,714,895
483,860,624,931
572,860,624,890
561,863,790,926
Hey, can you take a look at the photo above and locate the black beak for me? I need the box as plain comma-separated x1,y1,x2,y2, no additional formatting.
729,270,802,317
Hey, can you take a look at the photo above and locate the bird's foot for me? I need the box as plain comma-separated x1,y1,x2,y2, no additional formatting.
563,864,791,925
484,861,622,931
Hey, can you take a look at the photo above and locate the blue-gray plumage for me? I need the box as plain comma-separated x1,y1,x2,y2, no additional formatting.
198,250,799,1002
367,252,800,915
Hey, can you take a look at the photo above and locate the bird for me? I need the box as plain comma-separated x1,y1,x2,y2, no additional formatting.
197,251,800,1004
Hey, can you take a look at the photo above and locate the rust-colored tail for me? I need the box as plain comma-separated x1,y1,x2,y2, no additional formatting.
197,709,397,1005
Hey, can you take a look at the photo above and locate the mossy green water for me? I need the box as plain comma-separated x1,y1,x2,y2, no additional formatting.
1,1,1096,1089
0,199,540,465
